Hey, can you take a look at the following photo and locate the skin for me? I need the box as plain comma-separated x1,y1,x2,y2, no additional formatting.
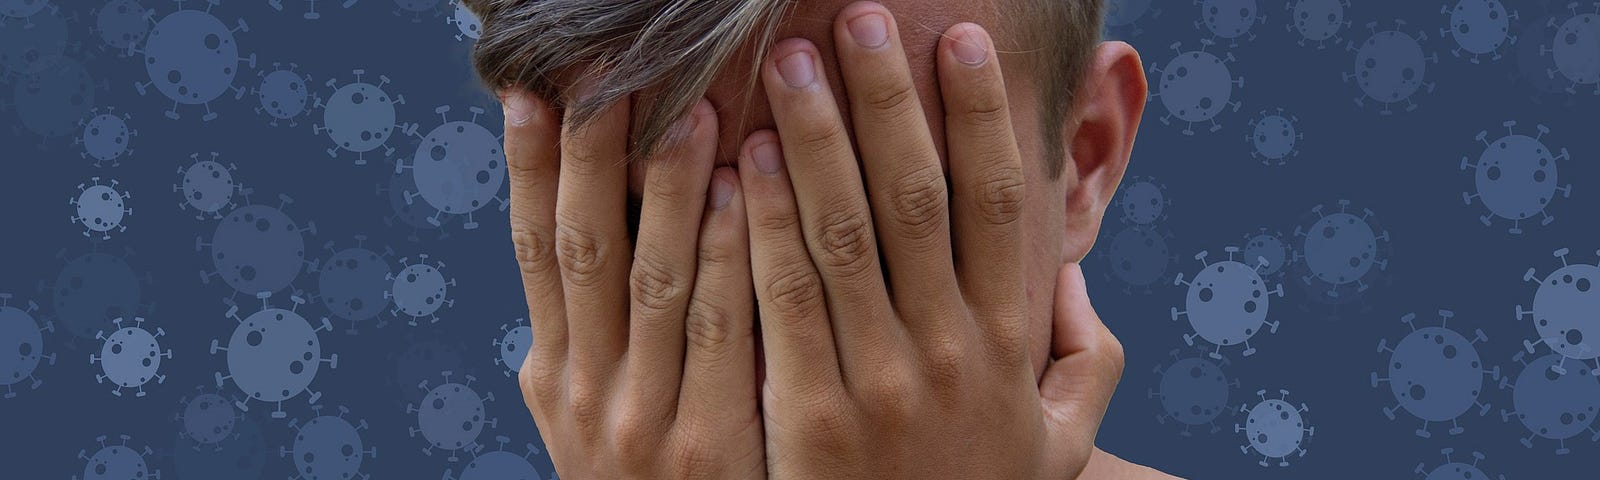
498,1,1172,478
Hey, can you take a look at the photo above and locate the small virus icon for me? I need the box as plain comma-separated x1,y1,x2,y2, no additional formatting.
1294,199,1390,301
282,405,376,480
1543,3,1600,94
176,386,240,448
77,107,136,167
91,0,150,55
1441,0,1517,63
388,253,455,326
14,55,99,140
174,152,248,220
211,291,339,418
75,434,159,480
494,318,532,376
1344,20,1438,114
198,194,318,297
1460,121,1570,234
316,69,414,165
394,0,444,22
174,406,266,478
1285,0,1349,49
410,370,498,462
1114,176,1170,226
255,62,317,127
0,294,54,399
91,316,171,397
448,0,482,41
443,436,546,480
1098,224,1177,295
71,177,133,240
1104,0,1161,38
1518,248,1600,375
1150,39,1244,135
133,0,257,121
1149,348,1237,436
1195,0,1265,47
314,236,394,333
1246,108,1301,165
1499,351,1600,454
398,105,508,229
1172,246,1283,359
1372,310,1499,438
1240,228,1290,282
1415,448,1504,480
1236,389,1314,467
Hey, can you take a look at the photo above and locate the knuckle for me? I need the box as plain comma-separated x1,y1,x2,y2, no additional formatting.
610,403,666,462
794,394,853,440
517,359,561,409
629,252,690,316
920,336,969,389
566,378,609,432
765,266,827,320
813,209,876,275
667,441,724,478
554,221,612,288
753,205,803,235
972,166,1025,227
793,121,852,160
511,224,559,277
684,295,738,358
888,168,948,242
861,81,918,114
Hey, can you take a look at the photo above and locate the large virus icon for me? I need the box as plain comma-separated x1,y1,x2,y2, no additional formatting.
1518,248,1600,375
198,194,317,297
494,318,532,377
1460,121,1570,234
211,292,339,418
388,253,455,326
1172,246,1283,359
398,105,508,229
1544,3,1600,94
77,107,136,167
1114,176,1170,226
1195,0,1264,47
176,386,240,448
75,434,159,480
1442,0,1517,63
1285,0,1349,49
71,177,133,241
316,69,413,165
443,436,546,480
1344,20,1438,114
92,316,171,397
1236,389,1314,467
282,405,376,480
0,4,67,80
174,405,267,478
1246,108,1301,165
268,0,357,20
1098,224,1177,295
1416,448,1504,480
0,294,54,399
1240,228,1290,282
1149,348,1236,436
133,0,257,121
50,249,145,341
314,236,394,333
255,62,317,127
14,55,98,140
1150,39,1244,135
1372,310,1499,438
175,152,248,220
1499,351,1600,454
91,0,149,55
1294,200,1390,301
448,0,481,41
411,370,498,462
1103,0,1160,38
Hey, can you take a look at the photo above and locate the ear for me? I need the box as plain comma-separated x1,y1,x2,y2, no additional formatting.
1060,41,1146,261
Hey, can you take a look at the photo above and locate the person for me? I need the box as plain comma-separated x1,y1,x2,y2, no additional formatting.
469,0,1174,477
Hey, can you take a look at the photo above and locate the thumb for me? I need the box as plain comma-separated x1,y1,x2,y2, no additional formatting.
1039,262,1124,454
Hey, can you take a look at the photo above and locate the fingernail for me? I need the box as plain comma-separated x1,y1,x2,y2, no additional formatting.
954,24,988,66
503,90,537,126
710,172,734,210
848,14,888,49
777,51,816,88
752,141,782,174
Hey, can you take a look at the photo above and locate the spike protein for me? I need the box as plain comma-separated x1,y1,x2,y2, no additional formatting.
1236,389,1314,467
75,434,159,480
0,294,55,399
1149,39,1244,135
398,105,509,230
1240,228,1290,282
1441,0,1517,64
1171,247,1283,359
1499,352,1600,455
1285,0,1349,49
1344,20,1438,114
282,405,376,480
91,316,171,397
442,436,546,480
1460,121,1570,234
1149,348,1237,436
1372,310,1499,438
211,292,338,419
1518,248,1600,375
133,0,257,121
1415,448,1504,480
1194,0,1265,47
410,370,497,462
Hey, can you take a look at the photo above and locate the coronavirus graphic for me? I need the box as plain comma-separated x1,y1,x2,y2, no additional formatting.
211,292,338,418
92,316,170,397
1103,0,1159,37
1150,40,1243,135
77,107,136,167
393,0,443,22
1294,200,1390,301
1240,228,1290,281
443,436,546,480
175,152,248,220
1518,248,1600,375
0,294,54,399
398,105,508,229
174,406,266,479
1344,20,1438,114
176,386,239,448
316,69,413,165
1236,389,1314,467
1196,0,1264,46
1515,11,1572,99
495,318,531,376
1114,176,1169,226
1149,348,1236,436
0,0,50,21
75,434,159,480
1172,247,1283,359
91,0,149,55
268,0,357,20
388,253,454,326
1246,108,1301,165
1460,121,1569,234
51,249,144,341
255,62,316,127
411,370,497,462
0,5,66,79
1416,448,1503,480
1442,0,1516,63
380,167,453,241
1098,224,1177,295
1285,0,1349,49
282,405,376,480
198,194,317,297
1372,310,1499,438
133,0,257,121
1499,351,1600,454
14,55,98,139
448,0,481,41
1544,3,1600,94
71,177,133,240
315,236,394,333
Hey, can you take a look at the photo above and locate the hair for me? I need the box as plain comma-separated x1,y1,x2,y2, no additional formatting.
464,0,1104,181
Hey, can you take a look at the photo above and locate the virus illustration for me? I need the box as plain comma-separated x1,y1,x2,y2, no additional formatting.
0,5,66,80
394,0,443,22
1285,0,1349,49
398,105,508,229
1441,0,1517,63
13,55,99,140
1344,20,1438,114
1113,176,1170,226
1543,3,1600,94
282,405,376,480
175,385,240,448
174,406,267,478
1195,0,1265,47
1150,39,1244,135
1460,121,1570,234
388,253,455,326
1103,0,1160,38
211,291,339,419
71,177,133,241
0,293,54,399
1246,108,1301,165
1499,351,1600,455
133,0,257,121
91,316,171,397
379,167,454,242
495,318,532,377
1518,248,1600,375
1236,389,1314,467
175,152,248,220
0,0,51,21
49,248,146,341
448,0,481,41
77,107,137,167
268,0,358,20
1293,200,1390,301
411,370,498,462
1240,228,1290,282
443,436,547,480
315,69,414,165
255,62,317,127
91,0,150,55
1097,224,1177,295
198,193,318,298
313,235,394,333
1372,310,1499,438
1415,448,1504,480
1172,246,1283,359
1514,10,1576,101
75,434,159,480
1149,348,1237,436
392,336,466,406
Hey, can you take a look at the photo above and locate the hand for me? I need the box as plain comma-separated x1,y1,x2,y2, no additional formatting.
736,3,1124,478
500,83,764,478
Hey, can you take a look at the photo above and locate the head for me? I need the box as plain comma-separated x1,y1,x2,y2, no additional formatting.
467,0,1146,377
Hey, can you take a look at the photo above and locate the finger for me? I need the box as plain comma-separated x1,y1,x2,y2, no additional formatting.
624,98,719,410
678,167,759,430
501,89,568,364
556,86,634,376
1040,263,1124,452
832,2,961,324
739,130,842,401
938,23,1028,323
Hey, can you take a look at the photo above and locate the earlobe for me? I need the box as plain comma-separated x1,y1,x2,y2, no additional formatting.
1060,41,1148,261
